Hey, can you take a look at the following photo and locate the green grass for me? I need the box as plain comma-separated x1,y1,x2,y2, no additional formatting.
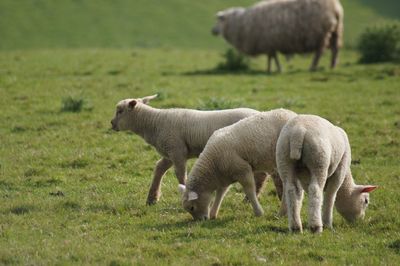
0,0,399,50
1,0,400,264
1,48,400,264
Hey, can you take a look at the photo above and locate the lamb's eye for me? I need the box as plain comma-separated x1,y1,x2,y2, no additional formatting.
117,109,123,115
190,206,195,212
364,198,369,205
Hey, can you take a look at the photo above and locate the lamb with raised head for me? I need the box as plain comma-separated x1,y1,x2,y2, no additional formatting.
179,109,297,220
212,0,344,72
111,95,276,205
276,115,377,233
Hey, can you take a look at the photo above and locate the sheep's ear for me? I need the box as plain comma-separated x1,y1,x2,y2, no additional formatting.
178,184,186,195
128,100,137,109
360,186,378,193
141,94,158,105
217,11,225,20
188,191,199,201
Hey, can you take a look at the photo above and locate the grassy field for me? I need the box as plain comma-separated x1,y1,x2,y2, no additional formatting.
1,0,399,50
1,0,400,265
1,48,400,264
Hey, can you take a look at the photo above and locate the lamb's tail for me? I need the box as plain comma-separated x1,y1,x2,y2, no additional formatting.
289,127,307,160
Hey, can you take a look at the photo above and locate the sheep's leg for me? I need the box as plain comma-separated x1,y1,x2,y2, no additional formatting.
146,158,173,205
273,53,282,73
267,55,272,74
173,159,187,186
243,171,268,202
285,177,304,233
210,186,230,219
254,172,268,197
239,170,264,217
322,161,347,228
271,171,283,200
307,173,327,233
310,46,324,71
330,32,339,69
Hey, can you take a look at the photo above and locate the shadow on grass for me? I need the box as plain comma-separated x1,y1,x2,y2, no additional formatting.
182,68,271,76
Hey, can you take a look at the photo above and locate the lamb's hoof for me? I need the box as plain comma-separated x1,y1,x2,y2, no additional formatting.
310,225,323,234
146,197,159,205
254,209,264,217
290,226,303,233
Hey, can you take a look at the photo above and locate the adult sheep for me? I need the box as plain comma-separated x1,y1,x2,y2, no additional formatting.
110,95,280,205
179,109,297,220
212,0,344,72
276,115,377,233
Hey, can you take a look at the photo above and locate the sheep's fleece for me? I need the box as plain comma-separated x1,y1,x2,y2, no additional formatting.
110,95,276,205
276,114,377,233
212,0,344,72
180,108,297,220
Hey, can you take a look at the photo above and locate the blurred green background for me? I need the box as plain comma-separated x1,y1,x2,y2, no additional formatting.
0,0,399,50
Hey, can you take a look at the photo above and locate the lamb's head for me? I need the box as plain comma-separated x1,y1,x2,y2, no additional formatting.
211,7,245,36
110,94,157,131
336,185,377,223
179,184,212,221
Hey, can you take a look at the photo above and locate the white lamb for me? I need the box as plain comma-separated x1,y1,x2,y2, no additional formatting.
179,109,297,220
276,115,377,233
110,95,273,205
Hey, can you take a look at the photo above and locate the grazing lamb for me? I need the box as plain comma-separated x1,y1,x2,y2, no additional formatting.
111,95,276,205
276,115,377,233
212,0,344,72
179,109,297,220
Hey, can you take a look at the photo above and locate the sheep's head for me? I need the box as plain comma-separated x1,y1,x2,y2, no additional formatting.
111,94,157,131
179,184,212,221
211,7,245,36
336,185,377,223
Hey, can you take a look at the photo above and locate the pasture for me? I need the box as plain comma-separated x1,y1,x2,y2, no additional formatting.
0,0,400,265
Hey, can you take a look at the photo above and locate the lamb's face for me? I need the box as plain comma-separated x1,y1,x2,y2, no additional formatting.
180,187,211,221
336,186,377,223
111,99,136,131
111,94,158,131
211,7,244,36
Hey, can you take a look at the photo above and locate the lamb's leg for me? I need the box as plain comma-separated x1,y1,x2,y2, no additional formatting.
146,158,173,205
254,172,268,197
243,171,268,202
210,186,230,219
271,171,283,200
310,46,324,71
307,173,327,233
173,159,187,186
322,160,347,228
285,171,304,233
239,170,264,217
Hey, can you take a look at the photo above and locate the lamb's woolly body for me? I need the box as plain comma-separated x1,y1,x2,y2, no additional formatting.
183,109,297,220
213,0,343,71
111,97,260,204
126,103,259,158
276,114,376,233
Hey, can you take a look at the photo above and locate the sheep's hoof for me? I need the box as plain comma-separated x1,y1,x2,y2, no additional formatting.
146,197,159,205
254,209,264,217
290,225,303,233
310,225,323,234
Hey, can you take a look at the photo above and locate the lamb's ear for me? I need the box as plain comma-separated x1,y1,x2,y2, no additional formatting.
188,191,199,201
128,100,137,109
178,184,186,195
216,11,225,20
141,94,158,105
360,186,378,193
